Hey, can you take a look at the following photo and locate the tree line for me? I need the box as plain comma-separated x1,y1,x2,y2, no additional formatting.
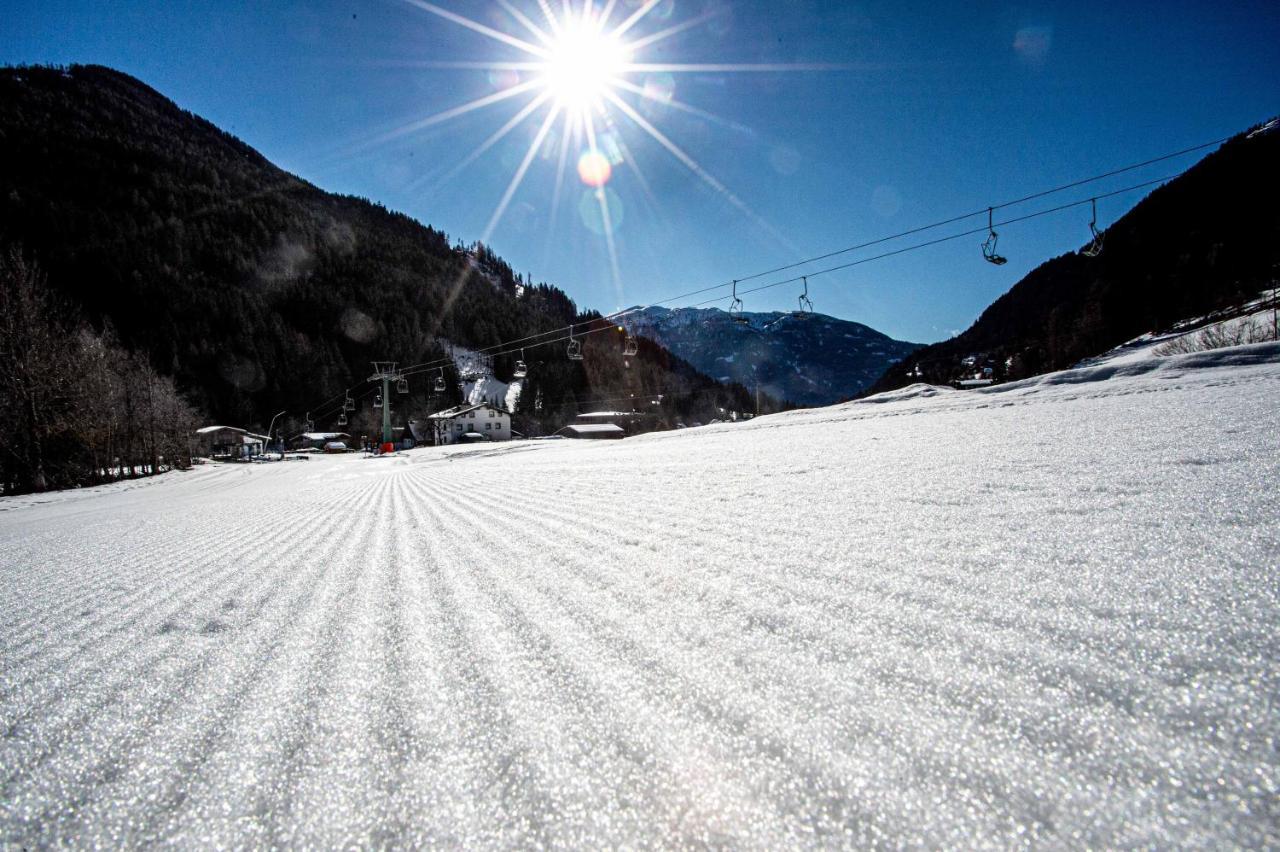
0,248,202,494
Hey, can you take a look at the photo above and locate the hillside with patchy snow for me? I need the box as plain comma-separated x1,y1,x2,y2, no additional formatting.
448,343,523,411
622,305,922,406
1,340,1278,847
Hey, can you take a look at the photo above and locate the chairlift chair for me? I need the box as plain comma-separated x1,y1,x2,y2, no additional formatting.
567,337,584,361
623,336,638,357
434,370,447,393
981,207,1008,265
304,412,314,432
729,279,750,324
792,276,814,319
338,412,347,426
343,391,355,412
397,377,409,394
513,349,528,378
373,393,382,409
1082,197,1104,258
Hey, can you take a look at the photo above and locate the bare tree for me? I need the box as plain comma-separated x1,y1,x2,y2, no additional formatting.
0,249,86,491
0,248,204,494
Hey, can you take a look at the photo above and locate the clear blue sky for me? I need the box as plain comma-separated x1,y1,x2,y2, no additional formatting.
4,1,1278,342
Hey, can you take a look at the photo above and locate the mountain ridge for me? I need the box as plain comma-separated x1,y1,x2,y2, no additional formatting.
623,305,922,406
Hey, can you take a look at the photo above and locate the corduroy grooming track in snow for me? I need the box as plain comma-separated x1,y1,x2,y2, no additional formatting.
2,343,1278,847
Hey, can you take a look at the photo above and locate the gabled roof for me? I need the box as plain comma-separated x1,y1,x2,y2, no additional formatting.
426,402,508,420
196,425,269,442
557,423,626,437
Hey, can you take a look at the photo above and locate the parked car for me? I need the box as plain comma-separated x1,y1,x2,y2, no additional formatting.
323,441,348,453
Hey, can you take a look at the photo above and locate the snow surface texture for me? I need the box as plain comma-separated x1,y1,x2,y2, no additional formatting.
2,343,1279,847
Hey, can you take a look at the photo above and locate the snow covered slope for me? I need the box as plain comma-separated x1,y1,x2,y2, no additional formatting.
448,342,522,411
2,343,1278,847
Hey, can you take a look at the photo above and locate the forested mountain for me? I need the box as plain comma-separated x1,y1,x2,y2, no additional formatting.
622,306,921,406
0,64,770,456
866,121,1280,395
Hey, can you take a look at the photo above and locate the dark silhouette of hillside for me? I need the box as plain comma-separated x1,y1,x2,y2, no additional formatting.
866,122,1280,395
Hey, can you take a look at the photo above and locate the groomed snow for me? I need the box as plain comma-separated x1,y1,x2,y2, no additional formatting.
2,343,1278,847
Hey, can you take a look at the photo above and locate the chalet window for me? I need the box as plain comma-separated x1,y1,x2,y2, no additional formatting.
485,423,491,430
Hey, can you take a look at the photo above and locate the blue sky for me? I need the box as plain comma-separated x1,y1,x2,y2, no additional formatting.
4,1,1278,342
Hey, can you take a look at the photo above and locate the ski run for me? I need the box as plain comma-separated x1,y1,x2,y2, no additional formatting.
2,341,1278,848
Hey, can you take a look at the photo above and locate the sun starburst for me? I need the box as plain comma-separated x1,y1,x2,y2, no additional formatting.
537,16,631,112
381,0,829,305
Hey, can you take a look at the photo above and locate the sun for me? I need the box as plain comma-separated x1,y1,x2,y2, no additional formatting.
383,0,819,303
537,19,631,112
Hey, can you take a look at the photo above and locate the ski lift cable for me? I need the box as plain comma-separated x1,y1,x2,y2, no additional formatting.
685,174,1176,309
394,142,1213,378
308,147,1209,412
307,379,383,422
390,137,1219,379
727,134,1229,287
393,173,1176,383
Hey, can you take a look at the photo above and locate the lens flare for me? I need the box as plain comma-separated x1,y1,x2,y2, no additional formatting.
642,73,675,104
487,68,522,90
577,149,612,186
597,131,625,165
578,186,624,235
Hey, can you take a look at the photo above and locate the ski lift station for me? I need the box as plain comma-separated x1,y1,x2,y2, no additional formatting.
556,423,625,440
290,432,352,451
417,403,511,445
554,411,650,439
193,425,269,460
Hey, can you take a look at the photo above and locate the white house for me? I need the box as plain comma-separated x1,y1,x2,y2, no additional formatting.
419,403,511,445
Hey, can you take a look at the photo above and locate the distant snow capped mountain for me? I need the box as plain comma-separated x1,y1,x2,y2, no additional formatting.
622,306,923,406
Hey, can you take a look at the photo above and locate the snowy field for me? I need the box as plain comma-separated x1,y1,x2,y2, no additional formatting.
2,343,1279,848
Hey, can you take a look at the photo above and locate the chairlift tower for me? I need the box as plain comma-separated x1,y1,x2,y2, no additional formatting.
367,361,404,446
